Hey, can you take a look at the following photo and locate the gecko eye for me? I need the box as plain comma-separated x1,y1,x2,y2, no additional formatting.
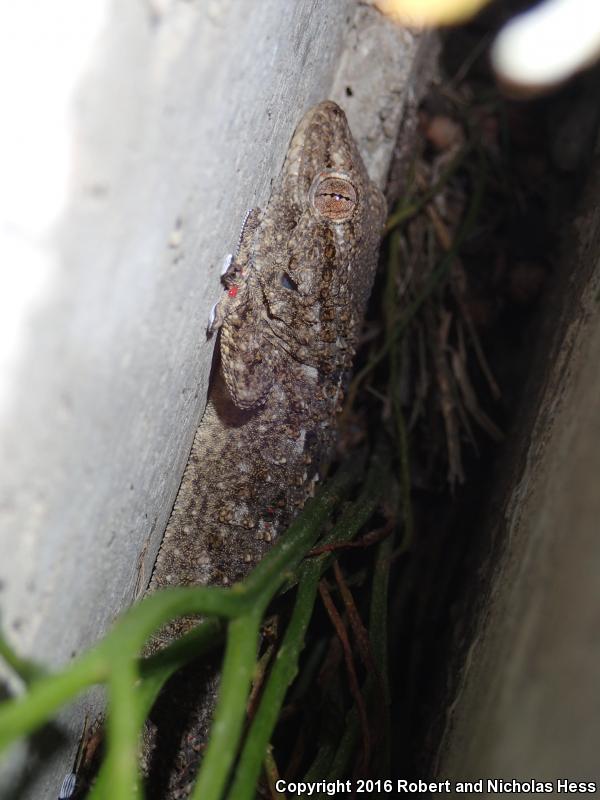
310,172,357,222
280,272,299,291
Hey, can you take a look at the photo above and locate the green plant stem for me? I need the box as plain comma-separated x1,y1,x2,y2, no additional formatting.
104,656,141,800
283,444,387,596
227,448,389,798
0,590,233,753
368,532,395,776
138,617,225,709
242,455,363,600
306,453,394,792
191,608,265,800
0,457,361,759
321,705,360,788
369,536,393,708
83,618,225,800
228,564,320,800
284,636,328,708
0,632,46,685
0,457,363,800
190,460,365,800
0,651,108,750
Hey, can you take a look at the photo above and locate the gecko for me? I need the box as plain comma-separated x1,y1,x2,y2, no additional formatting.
143,100,386,796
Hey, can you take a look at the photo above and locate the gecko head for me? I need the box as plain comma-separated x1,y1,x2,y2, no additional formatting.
256,102,386,349
282,101,385,277
219,102,386,394
283,101,367,211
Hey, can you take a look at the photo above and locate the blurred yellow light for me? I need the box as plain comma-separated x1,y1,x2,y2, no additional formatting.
374,0,491,26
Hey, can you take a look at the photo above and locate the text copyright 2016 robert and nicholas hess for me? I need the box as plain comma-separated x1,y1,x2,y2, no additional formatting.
275,779,598,796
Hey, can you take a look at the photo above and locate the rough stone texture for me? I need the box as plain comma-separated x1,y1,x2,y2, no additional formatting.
435,139,600,792
0,1,434,797
331,5,438,189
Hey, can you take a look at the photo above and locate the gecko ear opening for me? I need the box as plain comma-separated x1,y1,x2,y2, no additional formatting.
280,272,299,291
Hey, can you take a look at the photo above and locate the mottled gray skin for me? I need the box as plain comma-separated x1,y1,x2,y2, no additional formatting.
143,101,385,795
148,101,385,619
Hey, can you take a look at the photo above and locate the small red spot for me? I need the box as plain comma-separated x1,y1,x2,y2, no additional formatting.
228,285,239,298
266,507,275,515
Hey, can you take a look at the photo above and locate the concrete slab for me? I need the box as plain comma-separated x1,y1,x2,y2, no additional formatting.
0,1,433,794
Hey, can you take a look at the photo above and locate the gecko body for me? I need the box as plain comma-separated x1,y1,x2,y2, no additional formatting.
144,101,385,795
149,101,385,614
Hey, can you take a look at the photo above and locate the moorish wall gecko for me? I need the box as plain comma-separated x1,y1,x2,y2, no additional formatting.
143,100,386,794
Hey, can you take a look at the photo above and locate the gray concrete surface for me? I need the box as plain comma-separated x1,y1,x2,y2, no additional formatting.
0,1,433,796
436,141,600,794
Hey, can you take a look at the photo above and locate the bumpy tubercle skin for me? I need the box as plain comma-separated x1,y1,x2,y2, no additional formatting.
146,100,386,647
141,102,386,797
